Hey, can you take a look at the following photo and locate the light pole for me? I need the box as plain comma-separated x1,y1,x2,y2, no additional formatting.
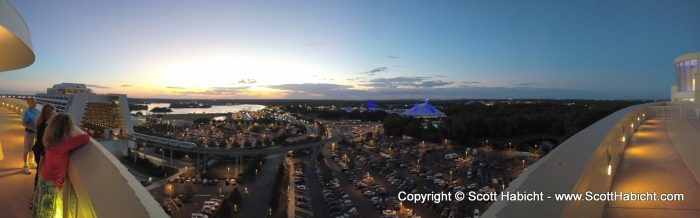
160,148,164,170
227,167,230,180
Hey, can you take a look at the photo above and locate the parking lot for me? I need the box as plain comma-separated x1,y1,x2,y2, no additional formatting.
150,176,237,218
319,122,541,218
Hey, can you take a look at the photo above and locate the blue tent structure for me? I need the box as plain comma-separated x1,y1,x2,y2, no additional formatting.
401,99,446,118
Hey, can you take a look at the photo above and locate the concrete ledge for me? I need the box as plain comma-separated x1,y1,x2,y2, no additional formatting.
66,136,168,218
483,103,655,218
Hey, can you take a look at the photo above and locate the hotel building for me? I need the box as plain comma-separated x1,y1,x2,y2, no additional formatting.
35,83,134,135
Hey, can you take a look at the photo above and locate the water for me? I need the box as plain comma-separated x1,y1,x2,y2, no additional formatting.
132,103,266,115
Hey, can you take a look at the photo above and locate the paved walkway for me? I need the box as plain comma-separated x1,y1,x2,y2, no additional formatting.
605,119,700,217
0,108,33,218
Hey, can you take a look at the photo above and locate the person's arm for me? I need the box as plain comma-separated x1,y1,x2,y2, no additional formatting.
64,134,90,152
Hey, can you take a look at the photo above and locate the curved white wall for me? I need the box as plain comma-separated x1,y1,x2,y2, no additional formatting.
0,0,35,71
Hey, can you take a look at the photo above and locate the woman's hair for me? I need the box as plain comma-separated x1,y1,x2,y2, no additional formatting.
43,113,75,148
35,104,56,128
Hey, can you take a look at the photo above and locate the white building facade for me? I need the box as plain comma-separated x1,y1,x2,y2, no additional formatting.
672,52,700,102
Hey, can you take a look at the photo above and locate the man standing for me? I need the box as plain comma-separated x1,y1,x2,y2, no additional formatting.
22,98,39,174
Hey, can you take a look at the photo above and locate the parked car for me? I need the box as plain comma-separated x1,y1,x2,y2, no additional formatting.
191,213,208,218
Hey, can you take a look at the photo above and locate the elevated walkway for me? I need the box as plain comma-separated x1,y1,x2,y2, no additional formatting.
0,108,32,218
605,119,700,217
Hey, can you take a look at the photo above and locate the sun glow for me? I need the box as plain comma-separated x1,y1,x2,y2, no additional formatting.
155,53,331,89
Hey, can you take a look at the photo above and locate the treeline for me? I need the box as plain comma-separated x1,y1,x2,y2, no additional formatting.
317,110,389,122
384,100,649,147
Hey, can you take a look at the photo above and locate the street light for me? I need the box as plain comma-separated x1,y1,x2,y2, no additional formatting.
449,170,453,185
165,183,174,199
227,167,230,180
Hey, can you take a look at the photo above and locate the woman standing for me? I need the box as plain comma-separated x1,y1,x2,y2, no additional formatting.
33,113,89,217
33,104,55,188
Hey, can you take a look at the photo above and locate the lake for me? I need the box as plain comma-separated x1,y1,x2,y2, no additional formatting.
132,103,266,115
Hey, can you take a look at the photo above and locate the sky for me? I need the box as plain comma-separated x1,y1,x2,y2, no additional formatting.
2,0,700,100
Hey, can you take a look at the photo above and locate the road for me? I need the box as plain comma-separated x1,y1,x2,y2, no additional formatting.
240,154,283,217
287,158,296,218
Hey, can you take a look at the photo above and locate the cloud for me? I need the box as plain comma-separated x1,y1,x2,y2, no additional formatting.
347,77,364,81
268,83,352,93
260,81,616,99
237,79,257,84
121,84,132,87
359,67,388,76
86,84,110,89
166,86,186,89
515,82,537,86
386,55,400,59
416,80,452,88
174,86,250,96
360,76,455,88
456,81,481,87
313,75,335,81
267,83,357,98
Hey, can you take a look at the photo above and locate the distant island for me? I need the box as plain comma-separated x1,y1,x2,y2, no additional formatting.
169,102,212,109
150,107,173,113
128,104,148,111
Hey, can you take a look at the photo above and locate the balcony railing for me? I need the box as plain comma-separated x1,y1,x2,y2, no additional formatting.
1,98,167,217
647,102,700,120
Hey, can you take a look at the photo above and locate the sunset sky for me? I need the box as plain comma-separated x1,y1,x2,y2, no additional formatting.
2,0,700,99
